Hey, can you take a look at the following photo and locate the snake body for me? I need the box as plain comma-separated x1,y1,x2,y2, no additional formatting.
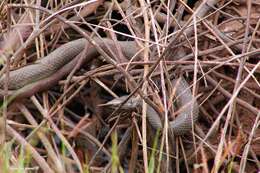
0,38,198,135
146,78,199,135
106,78,199,136
0,39,86,90
0,38,138,91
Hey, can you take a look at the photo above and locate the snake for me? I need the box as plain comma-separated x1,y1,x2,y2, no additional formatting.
105,78,199,136
0,38,138,98
0,38,199,135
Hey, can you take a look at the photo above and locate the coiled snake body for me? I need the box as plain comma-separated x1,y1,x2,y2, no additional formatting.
105,78,199,136
0,38,199,135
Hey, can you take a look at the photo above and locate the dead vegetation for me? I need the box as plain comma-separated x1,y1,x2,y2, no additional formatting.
0,0,260,172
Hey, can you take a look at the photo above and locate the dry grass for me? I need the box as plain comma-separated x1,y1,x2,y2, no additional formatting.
0,0,260,172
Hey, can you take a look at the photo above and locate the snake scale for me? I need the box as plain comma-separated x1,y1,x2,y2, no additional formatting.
0,38,199,135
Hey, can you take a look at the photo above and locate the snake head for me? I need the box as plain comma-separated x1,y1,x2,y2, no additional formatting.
100,95,141,110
